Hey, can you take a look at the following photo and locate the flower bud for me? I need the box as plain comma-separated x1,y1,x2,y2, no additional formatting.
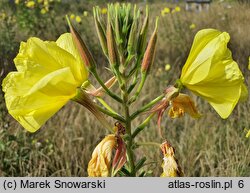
141,18,158,74
66,16,96,70
107,12,119,67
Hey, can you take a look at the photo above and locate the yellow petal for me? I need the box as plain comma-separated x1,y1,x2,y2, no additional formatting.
88,135,117,177
180,29,245,119
2,33,88,132
168,94,201,118
239,83,248,102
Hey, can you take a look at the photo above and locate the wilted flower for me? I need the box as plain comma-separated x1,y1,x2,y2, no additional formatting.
147,86,200,134
160,141,184,177
88,135,117,177
2,33,88,132
168,93,201,119
179,29,247,119
88,134,126,177
75,16,81,23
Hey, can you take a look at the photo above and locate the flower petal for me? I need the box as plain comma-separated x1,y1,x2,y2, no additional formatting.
88,135,117,177
180,29,245,119
2,33,88,132
168,94,201,118
2,68,76,132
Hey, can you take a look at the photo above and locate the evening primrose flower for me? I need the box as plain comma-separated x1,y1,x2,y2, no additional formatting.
101,8,107,14
165,64,171,71
189,23,196,29
2,33,88,132
160,141,184,177
179,29,247,119
70,14,75,19
88,134,117,177
83,11,88,17
75,16,81,23
172,6,181,13
40,8,47,14
161,7,170,16
26,1,35,8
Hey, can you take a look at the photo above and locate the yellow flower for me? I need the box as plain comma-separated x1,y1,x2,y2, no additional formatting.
44,0,49,6
83,11,88,17
189,23,196,29
101,8,107,14
75,16,81,23
246,130,250,138
2,33,88,132
165,64,171,71
161,7,170,16
160,141,184,177
174,6,181,12
15,0,19,4
0,12,6,20
26,1,35,8
88,135,117,177
40,8,47,14
37,0,43,3
179,29,247,119
172,6,181,13
70,14,75,20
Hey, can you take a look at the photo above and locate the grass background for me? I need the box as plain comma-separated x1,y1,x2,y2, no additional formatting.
0,0,249,176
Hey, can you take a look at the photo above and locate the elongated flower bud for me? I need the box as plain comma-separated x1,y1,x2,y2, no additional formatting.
141,18,158,74
107,12,119,67
93,8,108,56
66,16,96,70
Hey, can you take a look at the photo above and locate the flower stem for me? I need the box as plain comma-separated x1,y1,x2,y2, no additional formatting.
91,68,123,103
130,94,165,120
95,104,125,122
132,113,155,138
137,142,161,147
